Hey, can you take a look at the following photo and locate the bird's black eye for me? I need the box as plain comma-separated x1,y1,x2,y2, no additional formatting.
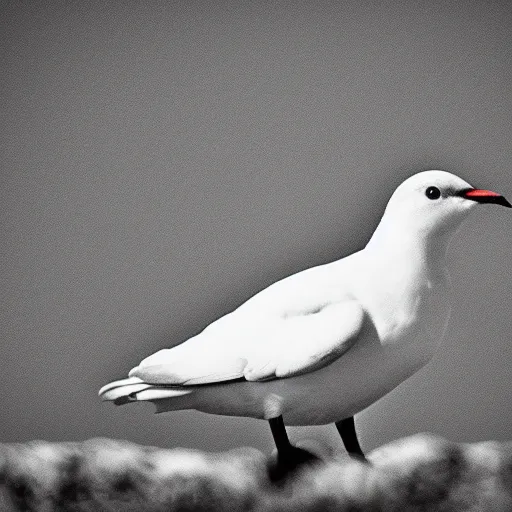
425,186,441,200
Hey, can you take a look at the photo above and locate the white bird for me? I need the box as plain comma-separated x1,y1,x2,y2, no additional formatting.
99,170,510,475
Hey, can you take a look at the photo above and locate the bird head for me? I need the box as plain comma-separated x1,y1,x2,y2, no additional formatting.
369,170,510,253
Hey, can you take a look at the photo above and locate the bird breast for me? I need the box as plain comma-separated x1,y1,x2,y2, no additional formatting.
357,267,451,350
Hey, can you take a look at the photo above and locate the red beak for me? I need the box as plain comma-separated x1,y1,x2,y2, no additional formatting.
460,188,511,208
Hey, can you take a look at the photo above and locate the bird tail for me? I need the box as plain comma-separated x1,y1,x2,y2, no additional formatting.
99,376,193,406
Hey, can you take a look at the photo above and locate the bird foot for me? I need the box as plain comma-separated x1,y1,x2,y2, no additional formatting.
350,453,370,464
267,446,322,484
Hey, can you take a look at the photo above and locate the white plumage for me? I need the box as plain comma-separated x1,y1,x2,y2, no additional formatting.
99,170,509,426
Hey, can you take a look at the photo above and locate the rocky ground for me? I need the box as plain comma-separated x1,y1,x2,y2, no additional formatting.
0,433,511,511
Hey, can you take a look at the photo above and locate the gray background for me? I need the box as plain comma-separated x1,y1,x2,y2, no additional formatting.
1,0,511,454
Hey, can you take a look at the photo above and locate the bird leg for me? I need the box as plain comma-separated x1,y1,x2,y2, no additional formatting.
335,416,368,462
267,415,320,482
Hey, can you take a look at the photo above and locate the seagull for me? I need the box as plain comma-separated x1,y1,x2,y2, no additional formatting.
99,170,510,476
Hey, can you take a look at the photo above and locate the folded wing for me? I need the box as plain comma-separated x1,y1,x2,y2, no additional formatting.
129,300,364,385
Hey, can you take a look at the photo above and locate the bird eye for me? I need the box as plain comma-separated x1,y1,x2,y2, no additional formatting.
425,186,441,200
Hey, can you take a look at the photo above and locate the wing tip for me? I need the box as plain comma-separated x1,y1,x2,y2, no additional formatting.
98,376,144,398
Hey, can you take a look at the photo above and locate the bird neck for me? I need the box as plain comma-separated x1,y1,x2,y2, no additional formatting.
365,219,456,274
